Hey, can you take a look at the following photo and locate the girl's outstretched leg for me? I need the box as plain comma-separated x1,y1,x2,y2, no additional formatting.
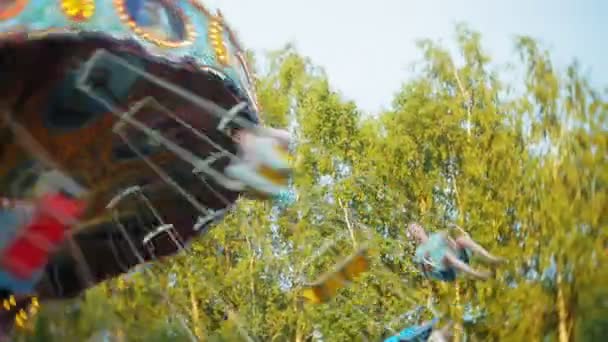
444,253,490,280
454,235,504,264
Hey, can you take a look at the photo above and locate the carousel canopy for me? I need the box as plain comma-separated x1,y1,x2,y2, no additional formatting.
0,0,260,114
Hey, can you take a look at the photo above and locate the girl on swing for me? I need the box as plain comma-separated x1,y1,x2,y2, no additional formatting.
407,222,504,281
224,124,292,199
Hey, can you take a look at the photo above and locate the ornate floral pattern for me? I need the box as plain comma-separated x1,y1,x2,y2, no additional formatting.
114,0,195,48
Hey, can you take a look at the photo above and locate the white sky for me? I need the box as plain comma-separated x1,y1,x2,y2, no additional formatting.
206,0,607,113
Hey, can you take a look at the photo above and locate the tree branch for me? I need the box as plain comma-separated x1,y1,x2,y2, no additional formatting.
337,198,358,248
452,64,472,139
187,277,204,340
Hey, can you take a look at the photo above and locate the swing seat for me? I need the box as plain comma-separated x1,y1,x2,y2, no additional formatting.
248,136,292,174
0,193,85,291
224,162,289,200
384,318,438,342
301,248,370,303
222,125,293,200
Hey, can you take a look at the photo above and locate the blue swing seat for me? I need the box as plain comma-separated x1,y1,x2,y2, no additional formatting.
384,318,439,342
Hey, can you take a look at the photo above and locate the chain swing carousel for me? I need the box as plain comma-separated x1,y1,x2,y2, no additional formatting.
0,0,293,334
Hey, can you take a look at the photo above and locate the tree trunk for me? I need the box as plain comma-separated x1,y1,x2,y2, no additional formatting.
294,300,304,342
451,64,472,140
188,278,204,340
556,273,570,342
453,283,462,342
245,233,257,312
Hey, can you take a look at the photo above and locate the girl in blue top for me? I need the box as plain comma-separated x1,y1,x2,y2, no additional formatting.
408,223,504,281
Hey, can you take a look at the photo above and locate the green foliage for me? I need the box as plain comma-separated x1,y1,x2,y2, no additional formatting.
19,25,606,341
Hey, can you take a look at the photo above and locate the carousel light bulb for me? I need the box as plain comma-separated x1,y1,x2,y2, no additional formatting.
18,309,27,319
15,316,24,328
61,0,95,21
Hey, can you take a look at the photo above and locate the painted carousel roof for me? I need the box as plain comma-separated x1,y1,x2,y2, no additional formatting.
0,0,261,114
